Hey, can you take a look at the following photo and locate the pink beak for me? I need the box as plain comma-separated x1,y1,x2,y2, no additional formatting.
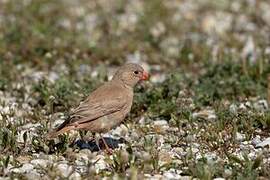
140,71,149,80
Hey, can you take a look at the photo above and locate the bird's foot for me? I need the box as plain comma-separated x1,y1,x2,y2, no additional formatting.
105,148,113,155
101,137,113,154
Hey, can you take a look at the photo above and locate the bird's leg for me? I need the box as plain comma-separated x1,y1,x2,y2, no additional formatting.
82,130,93,142
94,133,101,151
101,136,113,154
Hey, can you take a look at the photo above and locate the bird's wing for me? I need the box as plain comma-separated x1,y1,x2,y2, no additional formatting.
68,82,127,125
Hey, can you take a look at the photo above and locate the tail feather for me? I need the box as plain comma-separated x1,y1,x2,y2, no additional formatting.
46,118,74,139
46,126,74,139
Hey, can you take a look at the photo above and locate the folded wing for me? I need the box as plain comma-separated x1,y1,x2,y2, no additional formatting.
64,82,126,126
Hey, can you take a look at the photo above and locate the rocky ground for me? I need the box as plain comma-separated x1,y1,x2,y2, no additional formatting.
0,0,270,179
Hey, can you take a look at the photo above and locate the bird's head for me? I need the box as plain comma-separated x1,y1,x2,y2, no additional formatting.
112,63,149,88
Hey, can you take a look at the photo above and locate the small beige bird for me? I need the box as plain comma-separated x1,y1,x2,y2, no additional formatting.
47,63,149,152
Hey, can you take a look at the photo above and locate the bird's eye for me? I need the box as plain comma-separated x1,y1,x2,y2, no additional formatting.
133,70,139,75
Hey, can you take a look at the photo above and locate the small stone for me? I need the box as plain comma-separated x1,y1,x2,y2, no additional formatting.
179,176,192,180
11,163,34,173
153,120,169,133
201,12,232,35
10,168,22,174
224,168,232,178
242,141,248,145
248,152,256,159
160,36,180,58
150,74,166,83
192,109,216,120
79,149,93,157
111,124,129,137
172,147,186,157
236,132,245,142
1,106,10,114
205,152,217,162
25,171,41,179
57,163,73,177
145,174,163,179
31,159,49,168
193,143,200,148
76,149,93,162
251,136,261,146
48,72,60,82
93,155,107,173
138,117,146,124
241,36,256,64
253,100,268,111
129,131,140,141
239,103,247,110
69,172,81,180
45,52,52,58
185,135,195,143
256,137,270,148
191,147,199,154
245,101,252,108
229,104,238,114
163,171,181,180
21,163,34,173
126,51,142,64
150,22,166,38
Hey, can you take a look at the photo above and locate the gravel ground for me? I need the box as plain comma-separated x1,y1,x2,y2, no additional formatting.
0,0,270,179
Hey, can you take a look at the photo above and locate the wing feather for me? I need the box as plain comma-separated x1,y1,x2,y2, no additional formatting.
68,82,127,125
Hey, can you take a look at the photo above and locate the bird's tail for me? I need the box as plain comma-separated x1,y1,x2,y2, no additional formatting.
46,118,74,139
46,126,74,139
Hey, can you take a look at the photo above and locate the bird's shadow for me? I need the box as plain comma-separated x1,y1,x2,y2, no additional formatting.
72,137,127,152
